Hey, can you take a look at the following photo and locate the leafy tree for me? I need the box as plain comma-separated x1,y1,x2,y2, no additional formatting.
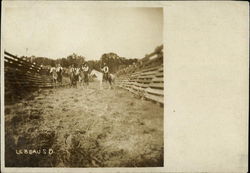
24,51,139,74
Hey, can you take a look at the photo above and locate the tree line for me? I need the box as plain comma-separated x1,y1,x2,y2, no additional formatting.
21,52,138,73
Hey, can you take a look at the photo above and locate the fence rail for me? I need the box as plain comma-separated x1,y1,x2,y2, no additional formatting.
116,64,164,105
4,51,68,102
115,45,164,105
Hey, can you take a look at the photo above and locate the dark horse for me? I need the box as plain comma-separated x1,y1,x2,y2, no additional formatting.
69,68,79,88
57,68,63,86
103,72,115,86
79,70,89,86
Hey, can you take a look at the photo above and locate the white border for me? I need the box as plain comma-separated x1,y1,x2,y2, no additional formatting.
1,1,249,173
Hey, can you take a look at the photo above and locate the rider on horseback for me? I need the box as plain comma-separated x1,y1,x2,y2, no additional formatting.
82,62,89,85
56,64,63,73
50,65,58,87
82,62,89,73
50,65,56,74
101,63,109,81
56,64,63,83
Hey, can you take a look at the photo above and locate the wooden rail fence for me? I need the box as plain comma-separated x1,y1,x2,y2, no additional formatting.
116,64,164,105
4,51,66,101
115,45,164,105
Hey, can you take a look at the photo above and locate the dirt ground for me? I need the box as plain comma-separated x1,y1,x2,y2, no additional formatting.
5,81,164,167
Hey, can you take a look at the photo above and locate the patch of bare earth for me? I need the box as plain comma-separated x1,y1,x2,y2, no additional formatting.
5,81,163,167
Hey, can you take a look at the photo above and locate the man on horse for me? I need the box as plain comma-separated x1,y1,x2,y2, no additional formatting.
56,64,63,72
69,64,78,87
101,63,109,82
82,62,89,85
56,64,63,84
50,65,58,88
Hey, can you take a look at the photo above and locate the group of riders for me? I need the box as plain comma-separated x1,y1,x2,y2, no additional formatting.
69,63,90,86
49,62,110,87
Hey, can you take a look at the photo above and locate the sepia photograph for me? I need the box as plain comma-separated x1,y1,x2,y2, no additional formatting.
2,3,164,168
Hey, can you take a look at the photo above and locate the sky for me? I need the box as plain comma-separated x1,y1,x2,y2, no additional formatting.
3,3,163,60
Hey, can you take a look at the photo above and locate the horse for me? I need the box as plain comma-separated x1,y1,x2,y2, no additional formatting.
69,68,79,88
82,70,89,87
57,68,63,86
78,70,84,86
78,70,89,87
50,67,58,88
89,69,115,89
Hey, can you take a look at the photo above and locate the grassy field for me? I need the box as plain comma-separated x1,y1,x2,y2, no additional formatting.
5,81,164,167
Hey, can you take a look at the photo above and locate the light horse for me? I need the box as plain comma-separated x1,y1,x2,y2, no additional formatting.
50,67,58,89
90,69,115,89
